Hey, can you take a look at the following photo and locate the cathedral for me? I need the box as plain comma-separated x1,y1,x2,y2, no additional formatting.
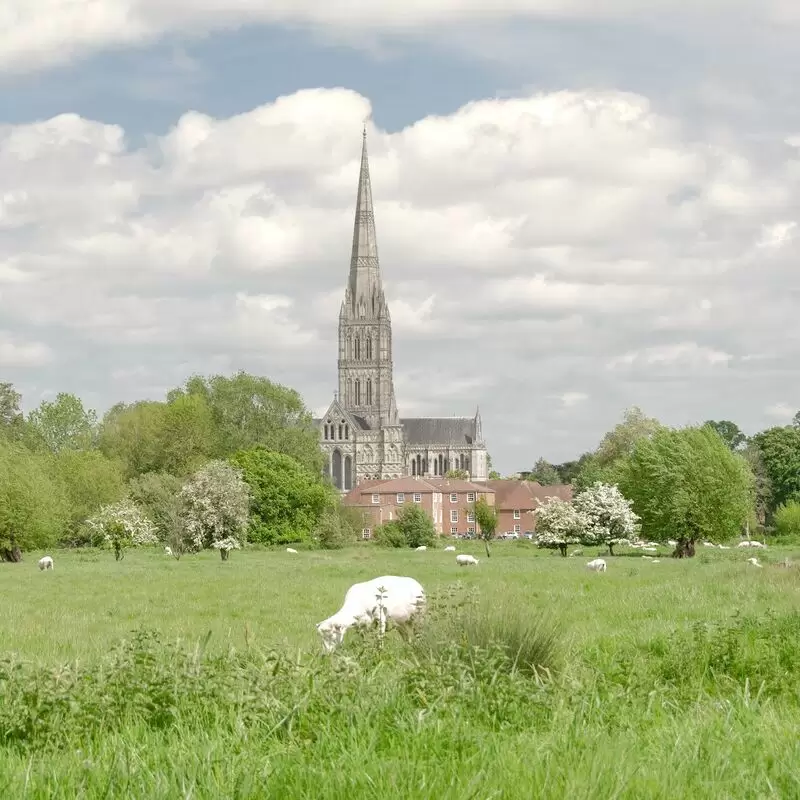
316,131,488,491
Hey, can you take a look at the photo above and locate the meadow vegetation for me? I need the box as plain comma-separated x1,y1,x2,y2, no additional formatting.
2,543,800,798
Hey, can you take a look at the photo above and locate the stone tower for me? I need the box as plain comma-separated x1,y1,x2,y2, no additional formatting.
337,129,399,430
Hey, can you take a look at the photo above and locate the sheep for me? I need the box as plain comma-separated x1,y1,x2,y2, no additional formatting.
586,558,607,573
718,545,731,550
651,559,661,564
667,539,677,547
316,575,425,653
164,546,173,557
456,554,478,566
38,556,54,571
443,545,456,552
570,548,584,557
747,557,763,568
415,545,427,551
286,547,298,554
738,540,766,549
702,541,716,548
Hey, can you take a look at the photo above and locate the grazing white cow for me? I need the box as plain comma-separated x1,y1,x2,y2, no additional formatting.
456,554,478,567
747,557,763,568
415,545,427,551
586,558,607,573
316,575,425,653
38,556,54,571
443,545,456,552
286,548,298,554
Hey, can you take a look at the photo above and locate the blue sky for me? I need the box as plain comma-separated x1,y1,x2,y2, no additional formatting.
1,2,800,472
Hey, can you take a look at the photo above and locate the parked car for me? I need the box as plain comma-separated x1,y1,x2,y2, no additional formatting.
503,532,520,540
523,532,534,540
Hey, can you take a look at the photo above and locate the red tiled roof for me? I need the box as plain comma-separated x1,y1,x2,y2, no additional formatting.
425,478,495,494
488,480,573,510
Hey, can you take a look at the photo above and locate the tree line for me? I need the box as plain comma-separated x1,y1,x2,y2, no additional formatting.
0,373,360,562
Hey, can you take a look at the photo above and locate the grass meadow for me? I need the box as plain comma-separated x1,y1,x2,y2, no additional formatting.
2,540,800,798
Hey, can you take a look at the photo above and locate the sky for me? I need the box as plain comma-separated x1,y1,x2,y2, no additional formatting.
1,1,800,474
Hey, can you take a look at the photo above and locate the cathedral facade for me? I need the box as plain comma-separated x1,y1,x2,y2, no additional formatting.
316,131,488,491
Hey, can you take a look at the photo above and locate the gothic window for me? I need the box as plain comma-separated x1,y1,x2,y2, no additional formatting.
338,424,343,439
344,455,353,491
354,379,361,405
332,450,343,490
366,379,373,405
366,336,373,360
354,337,361,360
345,425,349,439
323,424,328,440
411,459,416,476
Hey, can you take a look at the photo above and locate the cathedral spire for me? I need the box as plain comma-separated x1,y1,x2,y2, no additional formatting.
348,128,382,308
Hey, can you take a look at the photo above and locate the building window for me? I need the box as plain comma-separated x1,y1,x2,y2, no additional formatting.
362,528,371,540
354,379,361,405
450,526,458,534
413,493,422,503
366,337,373,359
450,493,457,503
397,493,405,504
467,492,475,502
345,425,349,439
468,527,475,534
467,512,475,523
366,379,373,405
514,524,521,533
371,493,379,504
354,337,361,360
513,510,521,520
450,509,458,523
338,424,343,440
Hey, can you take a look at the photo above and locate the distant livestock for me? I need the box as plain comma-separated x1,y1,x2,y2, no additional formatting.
164,546,173,557
444,545,456,552
738,541,766,549
586,558,607,573
316,575,426,653
286,548,298,554
415,545,427,551
38,556,54,571
747,557,763,568
456,554,478,567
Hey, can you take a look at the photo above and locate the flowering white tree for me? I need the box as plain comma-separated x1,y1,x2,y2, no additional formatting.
533,496,588,557
85,499,158,560
179,460,250,560
573,482,641,556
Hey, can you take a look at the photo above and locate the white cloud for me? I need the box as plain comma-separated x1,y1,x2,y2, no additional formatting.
3,0,799,74
765,402,797,420
1,86,799,467
0,333,53,367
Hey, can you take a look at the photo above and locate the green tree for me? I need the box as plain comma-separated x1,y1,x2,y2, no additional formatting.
230,447,331,545
774,501,800,542
27,393,98,453
741,443,773,527
529,457,561,485
170,372,324,473
551,453,592,485
127,472,185,544
98,401,170,477
84,499,159,561
445,468,469,480
749,426,800,518
50,450,127,545
618,425,754,557
398,505,436,549
313,502,363,549
474,496,499,558
0,382,25,441
0,440,69,561
704,420,747,451
487,453,501,480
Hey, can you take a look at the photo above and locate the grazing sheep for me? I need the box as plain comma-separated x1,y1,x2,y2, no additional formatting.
747,557,763,568
443,545,456,552
164,546,173,557
738,540,766,549
702,541,716,548
316,575,425,653
286,547,298,554
415,545,427,551
570,549,584,557
586,558,607,573
38,556,54,571
651,559,661,564
667,539,677,547
718,545,731,550
456,554,478,566
643,547,658,553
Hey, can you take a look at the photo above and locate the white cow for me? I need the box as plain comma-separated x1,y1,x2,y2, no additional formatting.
586,558,607,573
456,554,479,567
443,545,456,552
38,556,54,571
286,548,298,554
316,575,425,653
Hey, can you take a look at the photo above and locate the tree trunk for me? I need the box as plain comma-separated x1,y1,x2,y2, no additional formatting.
608,543,615,556
220,548,229,561
559,544,567,557
671,538,696,559
483,539,491,558
1,547,22,563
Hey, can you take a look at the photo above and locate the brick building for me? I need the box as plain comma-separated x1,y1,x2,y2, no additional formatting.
489,480,573,536
344,477,494,539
